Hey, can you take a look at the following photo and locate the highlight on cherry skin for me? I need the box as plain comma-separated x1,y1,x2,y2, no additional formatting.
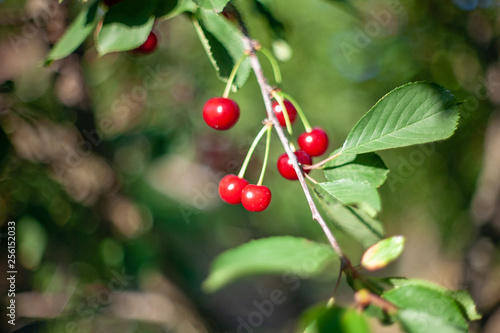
133,31,159,54
218,175,249,205
241,185,272,212
203,97,240,130
277,150,312,180
272,100,297,127
298,127,329,157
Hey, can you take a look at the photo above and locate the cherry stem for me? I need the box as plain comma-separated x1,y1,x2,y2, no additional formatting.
270,90,293,135
332,263,343,296
259,47,282,85
242,36,346,264
278,91,312,132
304,172,318,185
303,151,343,170
238,124,269,179
223,54,247,99
355,289,398,314
257,126,272,186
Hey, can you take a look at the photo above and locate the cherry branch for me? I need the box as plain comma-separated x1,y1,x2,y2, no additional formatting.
241,36,346,264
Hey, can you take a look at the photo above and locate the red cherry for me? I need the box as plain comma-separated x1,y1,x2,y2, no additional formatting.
203,97,240,130
272,100,297,127
241,185,272,212
298,127,329,157
277,150,312,180
219,175,249,205
103,0,123,6
133,31,158,54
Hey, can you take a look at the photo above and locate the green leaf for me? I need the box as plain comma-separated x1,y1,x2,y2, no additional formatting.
361,236,405,271
301,304,372,333
383,283,469,332
447,290,482,322
324,149,389,188
193,0,229,12
363,303,394,325
341,82,460,155
193,9,251,88
315,179,381,216
157,0,198,20
154,0,180,18
43,1,99,65
447,290,482,321
384,278,481,322
396,310,465,333
203,236,337,293
314,186,384,248
96,0,156,56
193,19,232,79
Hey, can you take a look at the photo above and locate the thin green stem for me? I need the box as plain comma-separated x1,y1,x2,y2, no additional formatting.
238,125,269,179
259,47,282,85
303,150,342,170
223,54,247,98
257,126,272,186
271,91,292,135
279,92,312,132
304,172,318,185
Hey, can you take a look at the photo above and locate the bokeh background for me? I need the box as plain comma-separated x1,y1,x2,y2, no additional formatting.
1,0,500,332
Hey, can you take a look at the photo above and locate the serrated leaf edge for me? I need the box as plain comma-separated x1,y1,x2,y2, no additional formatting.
341,82,461,154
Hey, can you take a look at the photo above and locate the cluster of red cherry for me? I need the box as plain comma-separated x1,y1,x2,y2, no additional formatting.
203,96,329,212
102,0,158,54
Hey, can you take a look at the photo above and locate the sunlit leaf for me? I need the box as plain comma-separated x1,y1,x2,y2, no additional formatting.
384,278,481,322
341,82,460,154
447,290,482,322
316,180,381,216
203,236,338,293
396,310,465,333
383,283,469,332
361,236,405,271
324,149,389,188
